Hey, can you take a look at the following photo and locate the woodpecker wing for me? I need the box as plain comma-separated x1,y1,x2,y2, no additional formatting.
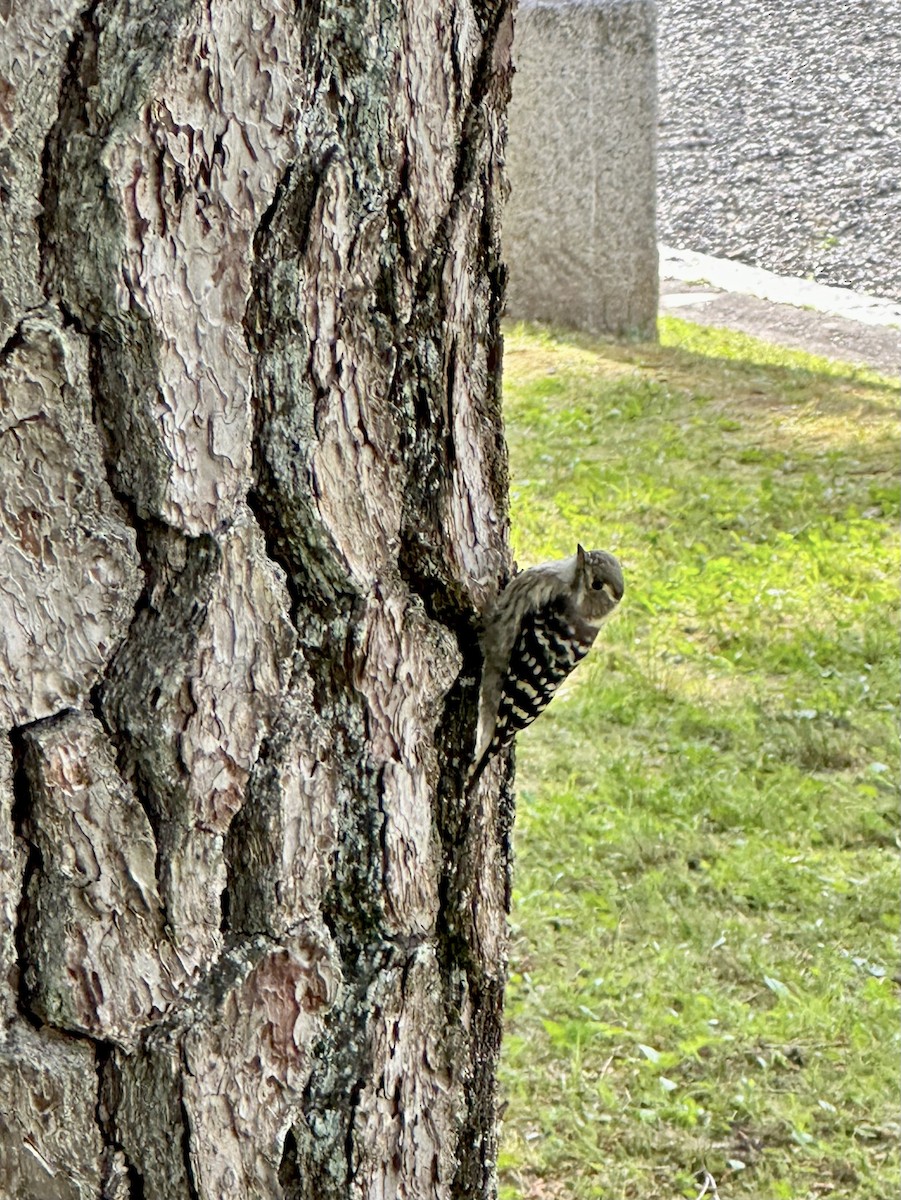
488,592,597,757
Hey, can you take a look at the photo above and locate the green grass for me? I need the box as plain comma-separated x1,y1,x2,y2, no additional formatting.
497,318,899,1200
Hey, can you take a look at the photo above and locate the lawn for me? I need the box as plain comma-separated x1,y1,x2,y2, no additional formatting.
497,318,899,1200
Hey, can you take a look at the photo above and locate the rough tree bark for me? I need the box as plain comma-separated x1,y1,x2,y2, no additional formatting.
0,2,514,1197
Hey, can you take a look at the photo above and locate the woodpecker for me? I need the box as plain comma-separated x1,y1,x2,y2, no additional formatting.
472,545,624,781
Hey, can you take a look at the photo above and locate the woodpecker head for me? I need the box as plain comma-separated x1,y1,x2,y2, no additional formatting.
575,544,624,623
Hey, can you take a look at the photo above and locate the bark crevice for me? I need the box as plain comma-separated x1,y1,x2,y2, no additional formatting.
95,1041,147,1200
8,727,45,1032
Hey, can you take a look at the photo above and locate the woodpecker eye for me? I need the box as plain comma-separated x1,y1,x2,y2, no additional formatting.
591,579,605,592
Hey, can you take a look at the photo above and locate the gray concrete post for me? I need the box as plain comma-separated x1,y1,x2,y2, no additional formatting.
504,0,658,339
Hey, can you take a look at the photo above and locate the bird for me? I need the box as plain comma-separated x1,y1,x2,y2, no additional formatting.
471,545,624,782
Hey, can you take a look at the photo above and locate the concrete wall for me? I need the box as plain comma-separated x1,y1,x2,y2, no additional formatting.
504,0,658,339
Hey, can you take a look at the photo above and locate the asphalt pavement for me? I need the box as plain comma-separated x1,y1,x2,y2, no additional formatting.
659,245,900,378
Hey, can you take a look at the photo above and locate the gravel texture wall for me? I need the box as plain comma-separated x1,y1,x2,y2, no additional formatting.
658,0,901,303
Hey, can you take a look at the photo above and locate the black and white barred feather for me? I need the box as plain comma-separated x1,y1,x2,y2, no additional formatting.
471,546,623,781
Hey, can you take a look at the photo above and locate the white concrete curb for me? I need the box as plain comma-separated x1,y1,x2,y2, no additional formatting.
660,244,901,330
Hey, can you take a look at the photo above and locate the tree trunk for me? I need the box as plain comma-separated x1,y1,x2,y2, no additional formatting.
0,3,514,1197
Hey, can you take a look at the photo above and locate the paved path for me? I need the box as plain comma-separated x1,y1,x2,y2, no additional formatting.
659,246,900,379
